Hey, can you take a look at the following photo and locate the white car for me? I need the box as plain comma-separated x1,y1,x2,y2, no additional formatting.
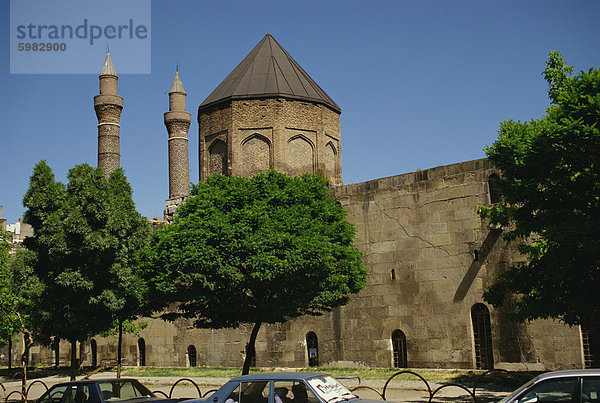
498,369,600,403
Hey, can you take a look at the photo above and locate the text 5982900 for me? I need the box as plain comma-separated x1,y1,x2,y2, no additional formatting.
18,43,67,51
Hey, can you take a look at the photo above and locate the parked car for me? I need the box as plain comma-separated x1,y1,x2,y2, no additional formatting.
186,372,383,403
498,369,600,403
37,378,177,403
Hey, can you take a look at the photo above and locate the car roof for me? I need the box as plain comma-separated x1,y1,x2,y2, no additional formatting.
228,372,327,382
536,369,600,381
52,378,141,386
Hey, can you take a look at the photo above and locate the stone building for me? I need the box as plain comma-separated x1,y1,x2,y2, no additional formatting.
2,34,589,371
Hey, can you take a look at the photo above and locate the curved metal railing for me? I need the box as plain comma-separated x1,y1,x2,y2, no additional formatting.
168,378,202,398
1,370,514,403
382,370,432,401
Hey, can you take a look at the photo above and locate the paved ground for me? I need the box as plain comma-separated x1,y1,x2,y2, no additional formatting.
0,371,511,402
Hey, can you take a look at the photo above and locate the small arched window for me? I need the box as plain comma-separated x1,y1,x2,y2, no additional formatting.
187,345,197,367
391,330,407,368
488,174,501,204
306,332,319,367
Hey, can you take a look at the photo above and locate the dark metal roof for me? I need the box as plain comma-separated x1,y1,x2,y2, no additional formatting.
199,34,341,113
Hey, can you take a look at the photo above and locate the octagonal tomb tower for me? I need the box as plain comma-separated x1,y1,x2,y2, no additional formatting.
198,34,342,184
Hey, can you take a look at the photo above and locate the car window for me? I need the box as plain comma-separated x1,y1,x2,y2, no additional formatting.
97,380,153,401
582,377,600,402
239,381,268,403
63,385,91,403
224,383,241,403
517,377,577,403
39,385,70,403
273,381,318,403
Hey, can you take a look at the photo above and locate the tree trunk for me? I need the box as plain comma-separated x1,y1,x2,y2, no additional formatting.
53,337,60,368
117,319,123,378
70,340,77,381
8,337,12,370
21,331,33,395
242,322,261,375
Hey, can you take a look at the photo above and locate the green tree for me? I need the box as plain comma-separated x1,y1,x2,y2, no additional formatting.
0,230,14,344
478,51,600,366
23,161,150,378
0,232,43,392
140,171,367,374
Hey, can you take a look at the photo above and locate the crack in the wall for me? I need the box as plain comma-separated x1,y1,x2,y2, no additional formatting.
369,195,477,258
419,192,486,207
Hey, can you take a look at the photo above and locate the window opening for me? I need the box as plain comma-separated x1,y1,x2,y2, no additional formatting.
137,338,146,366
187,345,197,367
391,329,407,368
471,304,494,369
582,323,594,368
90,339,97,367
488,174,501,204
306,332,319,367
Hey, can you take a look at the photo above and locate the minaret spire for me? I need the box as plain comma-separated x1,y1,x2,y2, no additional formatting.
94,50,123,176
164,67,191,220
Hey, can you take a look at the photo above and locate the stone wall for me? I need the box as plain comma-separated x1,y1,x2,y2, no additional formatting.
328,158,582,369
2,159,584,370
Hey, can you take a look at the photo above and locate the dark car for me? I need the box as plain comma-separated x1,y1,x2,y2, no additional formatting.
498,369,600,403
186,372,384,403
37,378,175,403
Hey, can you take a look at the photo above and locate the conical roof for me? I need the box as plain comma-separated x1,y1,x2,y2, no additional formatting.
169,70,186,94
199,34,340,113
100,51,117,76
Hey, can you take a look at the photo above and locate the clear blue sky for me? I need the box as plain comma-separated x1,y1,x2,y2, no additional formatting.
2,0,599,223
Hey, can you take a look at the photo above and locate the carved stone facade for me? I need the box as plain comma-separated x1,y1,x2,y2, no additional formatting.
199,98,342,184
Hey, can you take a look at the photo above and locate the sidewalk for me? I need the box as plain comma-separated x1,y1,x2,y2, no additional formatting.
0,371,511,402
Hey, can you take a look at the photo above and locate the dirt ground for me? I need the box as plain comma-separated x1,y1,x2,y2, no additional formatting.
0,372,511,403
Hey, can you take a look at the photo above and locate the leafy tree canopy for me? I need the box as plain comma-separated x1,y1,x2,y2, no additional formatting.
0,247,41,343
478,52,600,331
0,240,43,386
140,171,366,372
22,161,150,346
0,229,17,344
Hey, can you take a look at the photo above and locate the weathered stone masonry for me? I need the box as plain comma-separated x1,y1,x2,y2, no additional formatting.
47,159,582,371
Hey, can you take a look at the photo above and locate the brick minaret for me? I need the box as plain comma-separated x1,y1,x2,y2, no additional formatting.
164,69,191,219
94,51,123,176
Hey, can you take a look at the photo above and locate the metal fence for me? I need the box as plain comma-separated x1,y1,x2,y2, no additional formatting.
0,369,510,403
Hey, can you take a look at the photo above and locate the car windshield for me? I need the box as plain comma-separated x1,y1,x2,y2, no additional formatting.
306,376,356,403
97,380,154,401
497,377,538,403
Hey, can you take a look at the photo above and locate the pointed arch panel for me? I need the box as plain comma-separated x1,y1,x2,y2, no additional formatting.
208,139,228,176
241,134,271,177
287,135,314,176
